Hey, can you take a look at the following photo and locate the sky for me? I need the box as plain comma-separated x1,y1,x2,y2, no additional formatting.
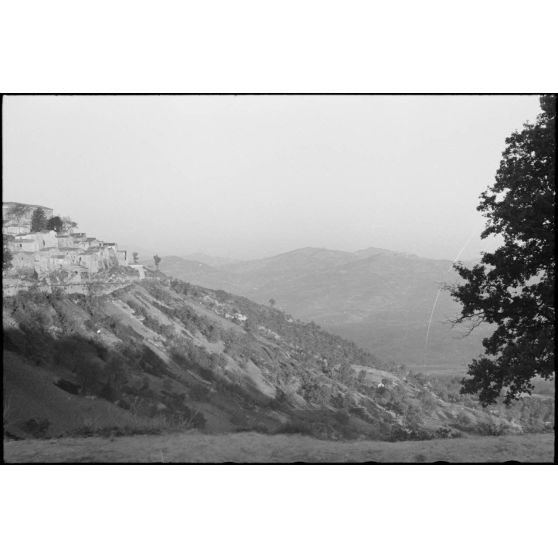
3,95,541,261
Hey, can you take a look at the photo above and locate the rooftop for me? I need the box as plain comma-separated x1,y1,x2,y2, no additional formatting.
3,201,53,209
14,231,53,239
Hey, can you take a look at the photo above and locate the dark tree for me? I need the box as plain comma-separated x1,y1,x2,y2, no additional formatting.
450,95,555,405
153,254,162,270
132,252,139,264
47,216,64,233
3,235,13,271
269,298,276,308
30,208,48,232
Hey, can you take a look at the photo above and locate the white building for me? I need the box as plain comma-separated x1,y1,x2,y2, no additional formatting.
4,201,133,281
10,231,58,252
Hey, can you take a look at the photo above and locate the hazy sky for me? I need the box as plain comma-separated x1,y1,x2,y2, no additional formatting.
3,95,541,261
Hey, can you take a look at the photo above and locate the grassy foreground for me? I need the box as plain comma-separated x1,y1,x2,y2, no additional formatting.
3,432,554,463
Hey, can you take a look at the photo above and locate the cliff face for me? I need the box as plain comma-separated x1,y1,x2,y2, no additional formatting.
3,273,553,441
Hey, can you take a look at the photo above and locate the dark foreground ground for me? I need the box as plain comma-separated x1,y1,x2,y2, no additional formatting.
3,432,554,463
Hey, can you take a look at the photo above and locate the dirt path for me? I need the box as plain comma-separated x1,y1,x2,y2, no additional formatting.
3,432,554,463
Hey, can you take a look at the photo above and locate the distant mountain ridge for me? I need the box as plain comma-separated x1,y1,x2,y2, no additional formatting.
156,246,488,367
183,253,241,267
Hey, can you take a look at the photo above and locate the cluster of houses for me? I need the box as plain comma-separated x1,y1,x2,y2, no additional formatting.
3,201,129,280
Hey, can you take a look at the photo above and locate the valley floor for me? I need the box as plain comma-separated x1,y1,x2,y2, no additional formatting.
3,432,554,463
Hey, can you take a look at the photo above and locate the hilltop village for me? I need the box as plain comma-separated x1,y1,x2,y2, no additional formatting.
2,202,138,283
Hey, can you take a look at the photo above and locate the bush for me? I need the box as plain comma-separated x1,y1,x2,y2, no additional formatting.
164,408,206,430
75,357,106,395
403,404,423,430
23,417,50,438
476,421,506,436
455,410,473,428
276,419,319,437
189,384,211,401
334,409,350,425
436,426,461,439
418,390,436,412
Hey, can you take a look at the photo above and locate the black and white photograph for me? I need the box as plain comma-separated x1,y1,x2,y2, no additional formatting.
1,3,557,558
2,93,555,464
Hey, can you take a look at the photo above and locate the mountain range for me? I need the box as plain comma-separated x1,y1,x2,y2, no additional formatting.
154,247,492,368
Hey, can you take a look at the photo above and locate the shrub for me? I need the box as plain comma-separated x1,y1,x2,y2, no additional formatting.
266,388,287,410
138,346,169,377
418,390,436,412
23,417,50,438
276,419,317,437
331,393,346,409
436,426,461,439
164,408,206,430
75,357,106,395
189,384,211,401
334,409,350,425
455,410,473,428
403,405,423,430
476,421,506,436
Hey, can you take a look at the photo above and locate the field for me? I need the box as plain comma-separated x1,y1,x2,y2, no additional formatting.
3,431,554,463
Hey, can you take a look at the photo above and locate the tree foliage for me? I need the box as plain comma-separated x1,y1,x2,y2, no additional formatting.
30,208,48,232
153,254,162,270
6,204,28,225
61,216,78,233
47,216,64,233
451,95,555,405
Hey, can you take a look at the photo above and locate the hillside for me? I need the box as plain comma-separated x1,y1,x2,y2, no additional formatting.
156,247,490,367
3,270,553,442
